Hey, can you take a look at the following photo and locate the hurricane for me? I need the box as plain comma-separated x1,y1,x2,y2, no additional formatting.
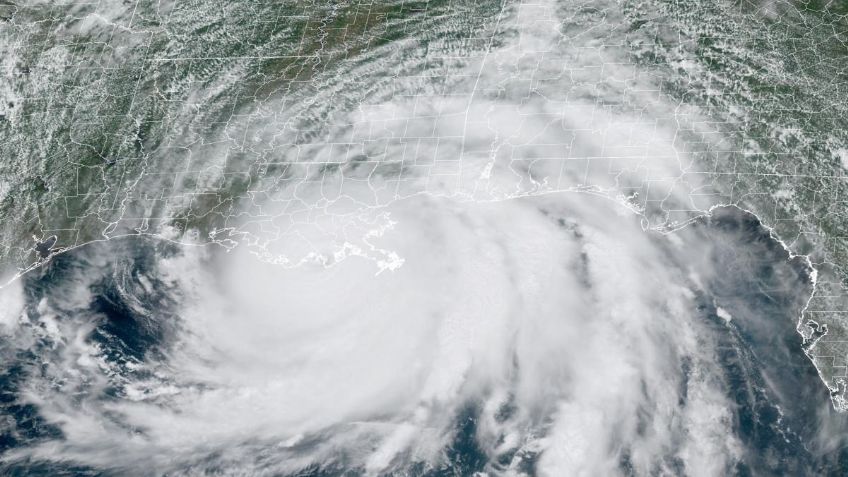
2,0,848,475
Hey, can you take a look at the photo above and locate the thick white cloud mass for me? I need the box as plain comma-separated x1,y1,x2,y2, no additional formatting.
0,279,24,332
7,190,751,476
0,1,839,476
